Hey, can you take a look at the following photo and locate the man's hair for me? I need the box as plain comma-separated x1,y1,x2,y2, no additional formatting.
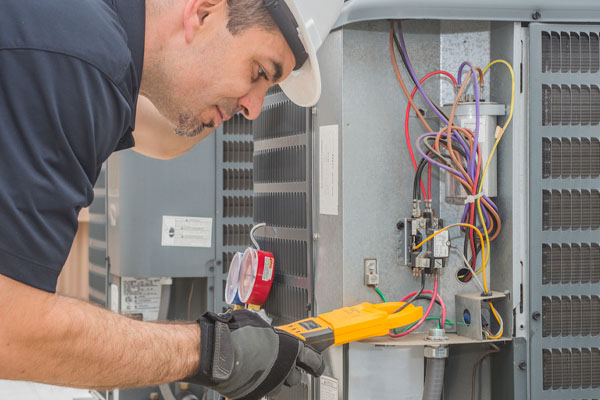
226,0,278,35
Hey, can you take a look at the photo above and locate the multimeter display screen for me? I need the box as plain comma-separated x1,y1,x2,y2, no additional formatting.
299,320,321,330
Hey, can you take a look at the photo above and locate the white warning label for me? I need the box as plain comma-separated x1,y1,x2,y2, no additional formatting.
120,277,162,321
161,216,212,248
319,376,338,400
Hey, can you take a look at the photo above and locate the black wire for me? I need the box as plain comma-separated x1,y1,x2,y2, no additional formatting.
413,157,428,201
395,273,426,314
392,21,450,122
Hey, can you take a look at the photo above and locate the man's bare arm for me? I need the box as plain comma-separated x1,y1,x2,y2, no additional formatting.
0,274,199,390
132,96,209,160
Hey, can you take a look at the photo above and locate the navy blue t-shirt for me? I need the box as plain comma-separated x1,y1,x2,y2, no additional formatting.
0,0,145,292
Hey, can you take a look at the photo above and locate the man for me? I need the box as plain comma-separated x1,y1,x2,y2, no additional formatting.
0,0,342,398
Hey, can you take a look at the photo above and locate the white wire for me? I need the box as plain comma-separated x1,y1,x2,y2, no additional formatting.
250,222,267,250
452,246,486,293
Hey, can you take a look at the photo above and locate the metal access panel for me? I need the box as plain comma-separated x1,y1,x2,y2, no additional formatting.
106,136,216,279
529,23,600,399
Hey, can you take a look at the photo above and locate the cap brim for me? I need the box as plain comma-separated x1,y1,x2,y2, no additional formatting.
278,1,321,107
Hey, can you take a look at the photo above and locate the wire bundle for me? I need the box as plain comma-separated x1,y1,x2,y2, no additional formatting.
386,20,515,341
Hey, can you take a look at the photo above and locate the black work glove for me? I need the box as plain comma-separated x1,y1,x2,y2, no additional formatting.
186,309,325,400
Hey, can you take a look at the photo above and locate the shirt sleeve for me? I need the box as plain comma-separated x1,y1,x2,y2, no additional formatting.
0,49,132,292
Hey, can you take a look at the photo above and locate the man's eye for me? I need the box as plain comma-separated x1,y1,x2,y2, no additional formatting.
257,67,268,81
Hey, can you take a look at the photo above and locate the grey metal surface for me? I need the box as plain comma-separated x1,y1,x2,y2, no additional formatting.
106,137,216,278
529,22,600,400
334,0,600,28
347,344,424,399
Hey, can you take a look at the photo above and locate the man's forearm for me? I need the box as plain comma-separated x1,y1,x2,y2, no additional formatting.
0,274,200,389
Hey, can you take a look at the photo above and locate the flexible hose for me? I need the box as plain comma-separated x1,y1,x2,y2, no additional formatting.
422,358,445,400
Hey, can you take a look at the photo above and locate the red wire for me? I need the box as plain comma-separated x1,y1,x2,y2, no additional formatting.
389,275,439,338
404,71,457,200
399,289,447,328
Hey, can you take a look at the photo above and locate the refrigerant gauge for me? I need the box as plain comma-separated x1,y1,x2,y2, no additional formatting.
238,247,275,306
225,251,244,306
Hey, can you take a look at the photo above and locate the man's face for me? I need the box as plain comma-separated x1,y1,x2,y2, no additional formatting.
145,1,296,138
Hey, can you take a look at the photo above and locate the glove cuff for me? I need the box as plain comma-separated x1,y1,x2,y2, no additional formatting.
185,312,235,386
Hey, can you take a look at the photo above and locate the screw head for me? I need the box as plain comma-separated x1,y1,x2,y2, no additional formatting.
532,311,541,320
518,361,527,370
532,11,541,20
396,221,405,230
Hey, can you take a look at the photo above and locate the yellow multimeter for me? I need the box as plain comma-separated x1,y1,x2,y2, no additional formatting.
278,302,423,351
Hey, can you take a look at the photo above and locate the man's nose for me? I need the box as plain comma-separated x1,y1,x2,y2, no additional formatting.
238,85,268,120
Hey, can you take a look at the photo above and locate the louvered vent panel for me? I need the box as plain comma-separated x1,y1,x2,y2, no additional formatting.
253,100,307,141
252,87,312,379
222,224,252,247
223,169,253,190
223,113,252,135
222,252,236,274
542,348,600,390
534,26,600,399
223,196,253,218
542,31,600,73
541,190,600,230
541,84,600,126
541,243,600,285
254,193,307,228
254,146,307,183
257,237,308,278
542,296,600,337
263,284,309,325
223,141,254,163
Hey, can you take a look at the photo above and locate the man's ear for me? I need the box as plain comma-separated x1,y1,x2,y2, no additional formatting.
183,0,226,43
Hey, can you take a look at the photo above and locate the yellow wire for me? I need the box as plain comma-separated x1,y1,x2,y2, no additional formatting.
474,59,514,340
413,223,488,290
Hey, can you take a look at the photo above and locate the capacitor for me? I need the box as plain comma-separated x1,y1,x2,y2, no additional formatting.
443,102,505,205
238,247,275,306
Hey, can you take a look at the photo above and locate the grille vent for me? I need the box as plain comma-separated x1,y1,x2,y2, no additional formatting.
542,348,600,390
223,113,252,135
254,146,307,183
223,196,253,218
542,296,600,337
223,169,253,190
542,189,600,230
253,100,307,141
254,193,307,228
222,252,236,274
263,284,309,325
542,137,600,179
542,243,600,285
542,31,600,73
541,84,600,126
223,141,254,163
266,84,283,96
257,238,308,278
222,224,252,246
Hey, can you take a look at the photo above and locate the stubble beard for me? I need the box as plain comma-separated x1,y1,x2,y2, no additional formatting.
174,111,215,138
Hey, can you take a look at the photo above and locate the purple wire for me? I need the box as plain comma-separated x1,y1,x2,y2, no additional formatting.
396,22,499,233
395,23,450,125
457,62,481,181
